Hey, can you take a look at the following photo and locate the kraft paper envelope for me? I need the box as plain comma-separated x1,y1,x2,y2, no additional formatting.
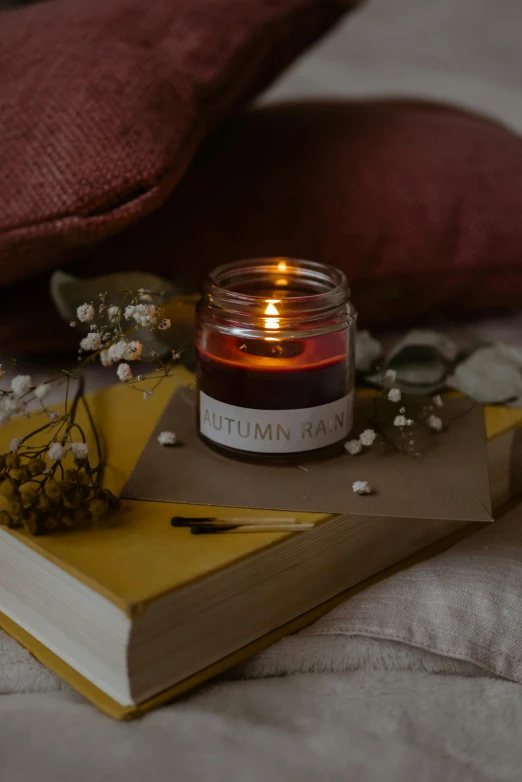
122,388,493,522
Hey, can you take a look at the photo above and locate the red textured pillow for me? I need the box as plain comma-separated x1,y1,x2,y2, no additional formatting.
0,0,355,287
80,99,522,327
3,99,522,355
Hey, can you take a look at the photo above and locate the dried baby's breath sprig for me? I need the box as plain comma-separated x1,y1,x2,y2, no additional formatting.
352,480,372,495
71,288,183,403
344,439,362,456
394,415,413,428
76,304,95,323
0,376,120,536
158,431,177,446
0,288,183,535
359,429,377,447
344,428,378,456
427,414,443,432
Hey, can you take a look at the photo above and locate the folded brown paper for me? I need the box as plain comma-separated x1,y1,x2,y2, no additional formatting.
123,389,492,523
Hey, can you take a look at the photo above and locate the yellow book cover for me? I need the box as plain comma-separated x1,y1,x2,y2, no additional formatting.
0,368,520,718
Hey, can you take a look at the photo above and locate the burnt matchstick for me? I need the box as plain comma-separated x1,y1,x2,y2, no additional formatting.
189,522,315,535
171,516,299,528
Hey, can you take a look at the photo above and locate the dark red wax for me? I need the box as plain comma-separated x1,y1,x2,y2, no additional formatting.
196,332,349,410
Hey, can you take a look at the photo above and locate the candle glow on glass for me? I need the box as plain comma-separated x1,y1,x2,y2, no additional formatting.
263,299,281,334
274,259,289,287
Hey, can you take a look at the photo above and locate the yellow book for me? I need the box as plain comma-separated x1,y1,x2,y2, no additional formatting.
0,369,520,719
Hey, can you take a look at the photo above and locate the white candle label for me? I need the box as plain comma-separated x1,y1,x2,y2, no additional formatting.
199,390,353,453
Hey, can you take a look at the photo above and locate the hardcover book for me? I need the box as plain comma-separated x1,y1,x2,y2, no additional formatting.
0,369,519,719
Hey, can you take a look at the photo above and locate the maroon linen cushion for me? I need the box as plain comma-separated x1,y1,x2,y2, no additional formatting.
80,99,522,327
3,98,522,354
0,0,354,287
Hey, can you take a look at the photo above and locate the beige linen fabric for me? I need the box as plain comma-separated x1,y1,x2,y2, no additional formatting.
239,502,522,682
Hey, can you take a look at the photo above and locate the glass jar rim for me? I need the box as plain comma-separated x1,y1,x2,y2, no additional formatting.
205,258,350,316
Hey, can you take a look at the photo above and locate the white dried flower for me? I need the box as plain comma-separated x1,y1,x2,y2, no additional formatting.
9,438,22,453
100,349,112,367
158,431,176,446
107,340,142,363
359,429,377,447
124,304,137,320
0,365,4,380
383,369,397,386
2,396,22,416
108,342,126,362
427,414,443,432
399,406,406,414
11,374,32,398
70,321,77,328
107,306,120,321
77,303,95,322
48,411,59,422
116,363,132,383
433,395,444,408
352,480,372,495
34,384,50,400
80,332,102,351
157,318,171,331
136,375,144,382
394,415,413,428
388,388,402,403
143,390,153,400
127,341,143,360
132,303,157,327
344,439,362,455
48,443,67,461
69,442,89,459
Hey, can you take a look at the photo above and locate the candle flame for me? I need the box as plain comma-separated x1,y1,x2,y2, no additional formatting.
264,299,280,332
276,260,287,272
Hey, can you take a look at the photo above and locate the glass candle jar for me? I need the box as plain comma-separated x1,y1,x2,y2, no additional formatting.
196,258,356,463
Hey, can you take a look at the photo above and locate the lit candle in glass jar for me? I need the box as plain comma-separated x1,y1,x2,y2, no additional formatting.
196,258,356,462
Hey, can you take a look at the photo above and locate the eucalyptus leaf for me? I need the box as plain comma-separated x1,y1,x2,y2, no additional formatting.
365,371,446,397
387,330,459,365
364,329,456,395
496,343,522,369
355,330,382,373
450,345,522,403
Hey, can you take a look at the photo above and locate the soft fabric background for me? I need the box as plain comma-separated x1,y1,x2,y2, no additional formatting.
2,675,522,782
233,503,522,683
264,0,522,133
3,2,522,780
